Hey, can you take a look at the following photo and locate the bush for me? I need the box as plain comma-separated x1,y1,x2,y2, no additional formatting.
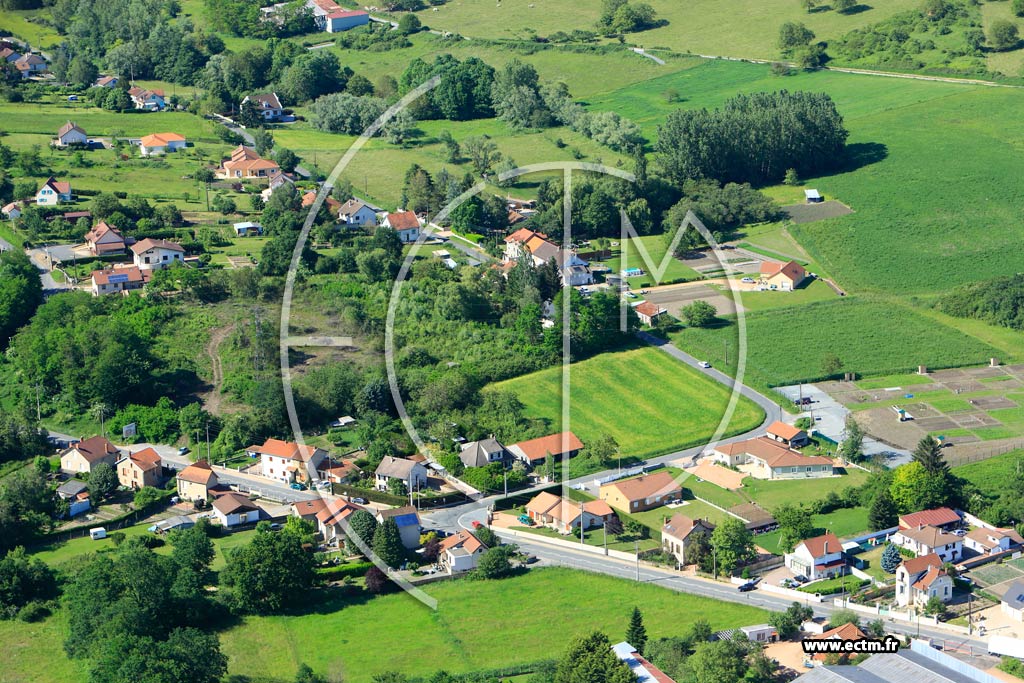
17,601,50,623
315,561,373,582
109,532,126,546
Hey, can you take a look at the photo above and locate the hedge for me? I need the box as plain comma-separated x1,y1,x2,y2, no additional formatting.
316,561,373,582
332,484,407,506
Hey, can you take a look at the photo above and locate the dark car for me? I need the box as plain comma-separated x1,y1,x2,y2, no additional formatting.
793,397,812,406
738,582,756,592
524,555,539,564
350,497,368,505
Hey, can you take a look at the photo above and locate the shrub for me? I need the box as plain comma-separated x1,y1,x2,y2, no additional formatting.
17,601,50,623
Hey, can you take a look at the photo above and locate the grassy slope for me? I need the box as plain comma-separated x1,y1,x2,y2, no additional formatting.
488,345,764,460
954,448,1024,492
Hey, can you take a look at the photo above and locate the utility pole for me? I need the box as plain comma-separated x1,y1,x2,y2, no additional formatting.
35,384,41,421
580,500,585,545
713,545,718,578
635,540,640,581
968,591,973,635
724,339,729,366
206,422,211,462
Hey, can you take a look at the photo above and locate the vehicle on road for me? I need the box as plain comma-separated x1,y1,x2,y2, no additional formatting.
350,497,368,504
625,291,638,299
177,446,190,455
741,277,755,283
290,482,307,490
697,361,711,368
524,555,539,564
738,582,756,592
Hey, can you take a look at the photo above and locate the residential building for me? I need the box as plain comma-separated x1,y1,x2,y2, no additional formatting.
965,526,1024,556
247,438,329,485
316,459,359,484
892,525,962,562
2,201,22,220
374,456,428,492
139,132,186,156
508,431,584,467
557,249,594,287
94,75,119,88
152,516,194,534
795,641,1001,681
301,190,342,216
60,436,120,474
634,301,667,326
233,221,262,237
36,177,72,205
84,220,126,255
316,499,362,544
711,436,833,480
502,227,593,286
56,479,91,518
600,471,682,514
376,506,422,549
662,514,715,565
459,437,509,469
304,0,370,32
438,529,487,574
291,498,328,524
176,461,218,501
260,171,294,201
895,553,952,608
15,53,47,78
785,532,845,581
0,48,22,63
116,447,163,490
128,87,166,111
611,641,677,683
765,420,811,448
131,238,185,270
382,210,421,243
898,508,961,531
56,121,87,147
805,623,867,663
525,491,616,533
1002,580,1024,622
91,265,148,296
337,199,377,228
212,492,261,527
218,145,281,180
241,92,284,122
758,260,807,291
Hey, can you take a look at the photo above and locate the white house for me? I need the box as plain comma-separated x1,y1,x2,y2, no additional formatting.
964,527,1024,556
56,121,88,147
241,92,284,122
525,491,616,534
91,265,148,296
94,75,119,88
233,221,262,237
36,177,72,205
895,553,952,608
1002,580,1024,622
128,87,166,111
459,437,509,469
711,436,833,480
247,438,329,485
212,492,261,528
337,199,377,228
139,132,186,156
785,532,845,581
382,210,421,243
131,238,185,270
315,499,362,545
438,530,487,574
56,479,91,518
892,525,962,562
374,456,428,492
376,506,422,549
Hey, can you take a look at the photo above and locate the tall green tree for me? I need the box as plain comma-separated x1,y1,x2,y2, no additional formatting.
912,436,948,475
0,250,43,349
220,527,316,613
554,631,635,683
626,606,647,654
709,517,754,574
868,489,898,531
372,518,405,568
687,640,747,683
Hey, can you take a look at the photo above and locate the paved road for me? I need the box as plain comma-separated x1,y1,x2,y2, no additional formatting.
25,246,70,294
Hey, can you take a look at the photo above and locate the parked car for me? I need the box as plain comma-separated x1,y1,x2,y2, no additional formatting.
697,361,711,368
741,277,755,283
794,574,808,583
793,397,812,406
738,582,756,592
625,291,638,299
524,555,539,564
177,446,190,455
350,497,368,504
269,523,283,531
289,482,307,490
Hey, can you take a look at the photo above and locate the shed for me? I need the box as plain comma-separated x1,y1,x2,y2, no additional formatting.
805,189,823,204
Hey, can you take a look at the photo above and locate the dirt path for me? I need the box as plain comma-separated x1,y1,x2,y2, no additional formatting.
203,324,234,416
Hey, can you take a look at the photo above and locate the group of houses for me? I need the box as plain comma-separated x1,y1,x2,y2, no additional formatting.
259,0,369,32
1,46,48,79
502,228,595,288
88,231,186,296
54,436,168,518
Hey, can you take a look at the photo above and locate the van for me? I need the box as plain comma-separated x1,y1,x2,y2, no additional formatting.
89,527,107,540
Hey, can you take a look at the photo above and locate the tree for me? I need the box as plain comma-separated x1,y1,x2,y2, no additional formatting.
869,489,898,531
475,545,516,579
88,626,228,683
912,435,948,475
841,415,864,462
220,528,316,613
252,128,274,156
769,601,814,639
68,55,99,89
880,543,902,574
555,631,635,683
834,0,856,12
295,663,328,683
462,136,500,175
680,300,716,327
170,523,215,575
709,517,754,574
372,518,405,568
778,22,815,52
275,148,300,174
212,194,237,215
784,168,800,186
990,20,1020,52
364,565,390,594
1015,0,1024,17
821,353,843,377
688,640,746,683
133,486,163,509
626,606,647,654
774,504,814,552
0,250,43,349
88,463,118,501
383,109,416,145
0,546,58,619
397,13,421,34
346,509,377,554
828,609,860,628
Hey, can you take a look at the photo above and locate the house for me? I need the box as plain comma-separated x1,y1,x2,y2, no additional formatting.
301,190,342,217
15,53,47,78
376,505,422,549
56,121,88,147
260,171,294,201
316,458,359,484
382,210,421,243
895,553,952,607
785,532,845,581
634,301,667,327
91,265,149,296
316,499,362,544
525,491,616,533
805,623,867,663
805,189,823,204
176,461,218,501
212,491,261,528
508,431,584,467
56,479,91,518
305,0,370,32
139,132,186,156
459,437,509,469
247,438,329,485
94,75,119,88
60,436,120,474
218,145,281,180
557,250,594,287
795,644,1005,681
115,447,163,490
85,221,127,255
600,471,682,514
438,529,487,574
128,87,166,111
2,201,23,220
504,228,543,262
336,199,377,228
758,260,807,291
765,420,811,448
662,514,715,566
711,436,833,480
898,508,961,531
233,221,263,237
1002,580,1024,622
0,48,21,63
291,498,327,524
611,641,677,683
131,238,185,270
964,526,1024,556
62,210,92,222
892,525,962,562
151,516,194,534
502,227,592,286
374,456,428,492
36,177,72,205
241,92,284,122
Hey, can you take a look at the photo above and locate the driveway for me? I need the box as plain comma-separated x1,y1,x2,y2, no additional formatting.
25,246,71,294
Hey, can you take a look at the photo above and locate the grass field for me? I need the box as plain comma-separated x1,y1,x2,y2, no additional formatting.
511,523,661,552
953,448,1024,493
673,298,1001,393
487,345,764,460
754,506,871,554
597,233,703,288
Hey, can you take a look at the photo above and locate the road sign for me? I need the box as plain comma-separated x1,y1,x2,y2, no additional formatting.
122,422,137,438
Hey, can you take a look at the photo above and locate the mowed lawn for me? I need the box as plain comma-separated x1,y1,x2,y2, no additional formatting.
673,298,1000,392
754,506,872,555
954,448,1024,494
219,567,769,682
488,346,764,460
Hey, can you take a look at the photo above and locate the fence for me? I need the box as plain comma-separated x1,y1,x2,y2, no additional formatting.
493,526,637,562
945,438,1024,467
760,582,826,602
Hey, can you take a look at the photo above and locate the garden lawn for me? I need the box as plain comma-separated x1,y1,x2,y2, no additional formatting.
741,470,870,511
218,567,770,682
597,234,702,288
753,506,871,555
510,524,660,552
0,611,86,683
488,345,764,460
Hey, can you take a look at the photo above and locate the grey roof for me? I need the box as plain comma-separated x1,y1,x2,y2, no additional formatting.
1003,580,1024,609
795,667,890,683
796,650,1002,683
459,438,506,469
57,479,88,497
375,456,422,480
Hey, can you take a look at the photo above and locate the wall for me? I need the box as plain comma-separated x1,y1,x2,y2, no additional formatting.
494,526,637,562
760,582,826,602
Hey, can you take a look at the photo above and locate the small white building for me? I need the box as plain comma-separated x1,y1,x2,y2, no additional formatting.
36,177,72,205
438,530,487,574
56,121,88,147
212,492,261,528
895,553,952,608
382,210,421,243
785,532,845,581
233,221,263,237
139,132,186,156
337,199,377,228
1002,580,1024,622
965,527,1024,556
241,92,284,122
131,238,185,270
374,456,428,492
892,525,962,562
1,201,22,220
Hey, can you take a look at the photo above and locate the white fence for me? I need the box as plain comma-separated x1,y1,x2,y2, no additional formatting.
494,527,637,562
829,599,971,635
760,582,825,602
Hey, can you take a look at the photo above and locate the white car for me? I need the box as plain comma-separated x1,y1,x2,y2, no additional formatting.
741,277,755,284
697,361,711,368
